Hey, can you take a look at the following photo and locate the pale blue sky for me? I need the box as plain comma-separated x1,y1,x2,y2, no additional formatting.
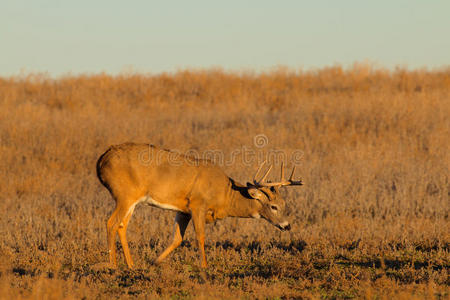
1,1,449,76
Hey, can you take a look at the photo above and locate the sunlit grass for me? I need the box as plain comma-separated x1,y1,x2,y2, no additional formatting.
0,66,448,299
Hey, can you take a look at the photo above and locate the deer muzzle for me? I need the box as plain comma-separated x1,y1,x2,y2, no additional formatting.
277,221,291,231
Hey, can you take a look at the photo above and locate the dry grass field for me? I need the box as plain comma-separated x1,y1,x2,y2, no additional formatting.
0,66,448,299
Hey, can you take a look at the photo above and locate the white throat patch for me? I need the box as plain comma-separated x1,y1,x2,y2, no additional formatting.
251,213,261,219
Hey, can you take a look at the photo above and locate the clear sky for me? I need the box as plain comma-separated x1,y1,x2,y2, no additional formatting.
1,0,449,76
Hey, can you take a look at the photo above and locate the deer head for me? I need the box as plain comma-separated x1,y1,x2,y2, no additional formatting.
247,161,303,231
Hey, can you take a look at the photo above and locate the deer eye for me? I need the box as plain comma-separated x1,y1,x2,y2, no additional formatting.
271,205,278,211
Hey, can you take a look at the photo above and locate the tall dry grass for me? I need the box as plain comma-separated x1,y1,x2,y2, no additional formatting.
0,66,448,299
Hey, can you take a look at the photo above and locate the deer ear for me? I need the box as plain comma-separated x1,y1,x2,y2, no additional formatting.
247,187,264,200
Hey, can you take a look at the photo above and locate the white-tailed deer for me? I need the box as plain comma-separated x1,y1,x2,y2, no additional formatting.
96,143,302,268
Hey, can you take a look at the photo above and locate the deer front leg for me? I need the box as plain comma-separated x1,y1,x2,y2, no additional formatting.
192,209,207,268
155,212,191,264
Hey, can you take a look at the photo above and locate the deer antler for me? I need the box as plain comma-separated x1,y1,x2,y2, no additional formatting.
253,161,303,187
286,165,303,186
253,161,273,185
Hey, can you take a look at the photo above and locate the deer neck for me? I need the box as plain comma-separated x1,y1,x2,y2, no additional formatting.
227,178,261,218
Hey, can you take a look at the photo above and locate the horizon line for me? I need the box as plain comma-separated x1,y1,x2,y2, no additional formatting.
3,62,450,79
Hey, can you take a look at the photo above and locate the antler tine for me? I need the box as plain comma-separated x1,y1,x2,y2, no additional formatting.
288,165,303,185
280,161,285,182
260,164,272,183
289,165,296,181
253,161,266,183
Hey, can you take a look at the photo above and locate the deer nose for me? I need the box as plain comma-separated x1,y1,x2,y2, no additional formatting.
278,221,291,231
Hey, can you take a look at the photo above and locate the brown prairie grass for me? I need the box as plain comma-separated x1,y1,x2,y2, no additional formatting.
0,66,449,299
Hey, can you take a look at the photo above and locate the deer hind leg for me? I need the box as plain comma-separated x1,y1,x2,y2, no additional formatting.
192,209,207,268
155,212,191,264
106,208,120,267
117,203,137,268
106,200,136,268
